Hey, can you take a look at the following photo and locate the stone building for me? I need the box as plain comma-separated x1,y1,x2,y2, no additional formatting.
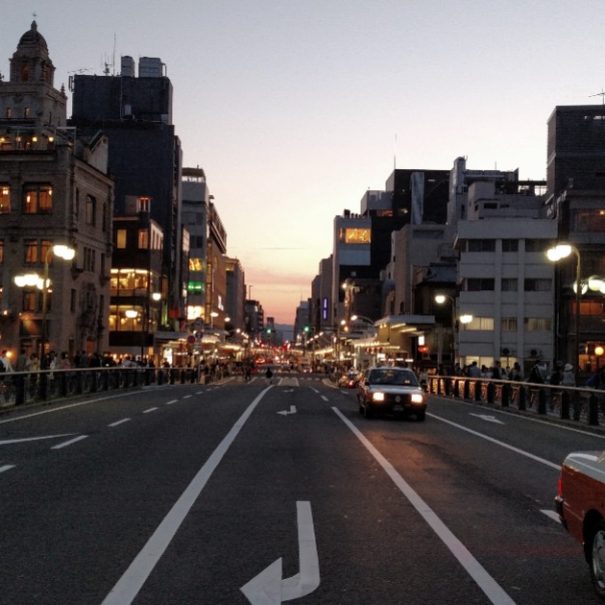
0,22,113,361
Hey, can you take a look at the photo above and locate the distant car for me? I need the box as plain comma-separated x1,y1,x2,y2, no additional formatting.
338,371,360,389
357,366,426,420
299,364,312,373
555,450,605,599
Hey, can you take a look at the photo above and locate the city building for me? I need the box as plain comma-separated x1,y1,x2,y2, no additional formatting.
0,22,113,360
69,56,184,329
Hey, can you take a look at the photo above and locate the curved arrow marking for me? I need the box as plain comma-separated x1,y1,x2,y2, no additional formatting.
241,501,320,604
277,405,297,416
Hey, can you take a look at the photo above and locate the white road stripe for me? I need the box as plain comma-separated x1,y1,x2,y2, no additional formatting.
195,391,203,395
321,395,329,402
142,407,158,414
165,399,178,405
108,418,131,428
101,386,272,605
183,395,192,399
333,407,516,605
51,435,88,450
429,413,561,471
540,509,561,523
310,388,319,394
0,464,15,473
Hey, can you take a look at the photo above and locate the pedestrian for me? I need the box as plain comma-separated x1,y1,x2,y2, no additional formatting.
510,362,523,381
562,364,575,387
0,350,13,372
528,361,544,384
265,366,273,384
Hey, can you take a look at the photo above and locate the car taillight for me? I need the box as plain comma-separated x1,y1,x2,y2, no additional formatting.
557,475,563,498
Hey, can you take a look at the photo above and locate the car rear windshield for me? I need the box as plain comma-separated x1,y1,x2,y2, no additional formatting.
368,369,418,386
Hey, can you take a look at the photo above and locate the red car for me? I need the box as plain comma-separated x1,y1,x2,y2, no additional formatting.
555,451,605,599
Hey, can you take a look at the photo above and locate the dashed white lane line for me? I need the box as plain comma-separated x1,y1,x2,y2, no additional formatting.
165,399,178,405
183,395,192,399
108,418,131,428
51,435,88,450
540,509,561,523
143,407,158,414
0,464,15,473
195,391,203,395
321,395,329,402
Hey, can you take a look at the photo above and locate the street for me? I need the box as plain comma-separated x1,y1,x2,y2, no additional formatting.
0,373,602,604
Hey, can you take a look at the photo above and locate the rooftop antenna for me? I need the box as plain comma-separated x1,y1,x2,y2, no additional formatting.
589,89,605,105
393,133,398,170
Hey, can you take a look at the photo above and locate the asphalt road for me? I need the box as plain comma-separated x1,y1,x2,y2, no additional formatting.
0,373,603,604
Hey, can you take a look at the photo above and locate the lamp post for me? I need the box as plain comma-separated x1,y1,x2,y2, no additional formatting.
14,243,75,368
546,243,581,377
434,294,456,365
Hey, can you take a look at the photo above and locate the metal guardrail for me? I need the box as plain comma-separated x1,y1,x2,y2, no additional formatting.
0,366,203,411
428,375,605,426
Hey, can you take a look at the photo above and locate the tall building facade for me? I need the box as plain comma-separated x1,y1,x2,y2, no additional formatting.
69,58,184,328
0,22,113,359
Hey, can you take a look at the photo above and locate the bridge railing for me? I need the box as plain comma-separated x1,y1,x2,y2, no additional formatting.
428,375,605,426
0,366,203,411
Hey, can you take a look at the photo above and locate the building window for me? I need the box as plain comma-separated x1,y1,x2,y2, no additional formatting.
0,185,10,213
23,184,53,214
85,195,96,225
138,228,149,249
116,229,127,249
102,203,108,232
525,317,552,331
137,196,151,213
502,239,518,252
501,317,517,331
83,247,96,272
572,209,605,233
524,278,552,292
24,239,51,265
22,290,38,312
467,240,495,252
501,278,518,292
464,317,494,330
466,278,495,291
189,258,204,272
24,106,31,118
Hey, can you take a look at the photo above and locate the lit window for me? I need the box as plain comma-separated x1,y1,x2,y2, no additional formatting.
137,196,151,213
189,258,204,271
0,185,10,213
116,229,127,249
464,317,495,331
138,229,149,249
501,317,517,331
524,318,552,331
23,184,53,214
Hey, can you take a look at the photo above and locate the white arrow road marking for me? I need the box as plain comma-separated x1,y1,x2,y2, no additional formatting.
540,509,561,523
241,501,320,604
469,413,505,424
277,405,297,416
0,433,75,445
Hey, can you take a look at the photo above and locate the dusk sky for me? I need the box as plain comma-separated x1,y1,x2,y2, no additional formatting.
3,1,604,324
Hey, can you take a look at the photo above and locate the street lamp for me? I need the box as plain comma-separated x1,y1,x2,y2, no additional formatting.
546,243,581,376
13,243,75,367
434,294,456,365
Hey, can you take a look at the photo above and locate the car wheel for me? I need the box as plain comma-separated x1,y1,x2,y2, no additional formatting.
590,520,605,599
416,409,426,421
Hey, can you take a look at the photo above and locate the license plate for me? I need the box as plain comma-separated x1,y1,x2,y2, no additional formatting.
393,404,404,412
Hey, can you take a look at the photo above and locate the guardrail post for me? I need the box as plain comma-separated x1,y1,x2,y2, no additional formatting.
537,388,546,415
75,371,83,394
14,375,25,405
501,383,510,407
487,381,495,404
589,394,599,426
463,380,470,400
59,372,68,397
170,369,176,384
475,380,482,402
90,370,97,393
561,391,570,420
518,386,526,411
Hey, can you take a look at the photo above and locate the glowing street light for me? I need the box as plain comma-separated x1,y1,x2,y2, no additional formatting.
546,242,581,376
13,243,75,367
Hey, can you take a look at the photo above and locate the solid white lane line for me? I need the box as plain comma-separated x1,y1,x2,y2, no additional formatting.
0,464,15,473
108,418,131,428
165,399,178,405
333,407,516,605
321,395,329,402
142,407,158,414
428,413,561,471
51,435,88,450
101,386,273,605
540,509,561,524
